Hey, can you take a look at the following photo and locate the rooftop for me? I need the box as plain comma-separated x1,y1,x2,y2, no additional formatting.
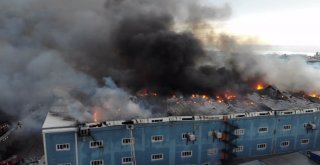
42,112,76,130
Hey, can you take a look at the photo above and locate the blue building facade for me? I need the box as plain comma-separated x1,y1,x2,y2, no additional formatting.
42,108,320,165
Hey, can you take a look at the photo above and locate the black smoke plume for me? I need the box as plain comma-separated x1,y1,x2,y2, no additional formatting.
67,0,248,95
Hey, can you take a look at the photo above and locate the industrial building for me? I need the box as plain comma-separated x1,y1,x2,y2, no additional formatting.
42,108,320,165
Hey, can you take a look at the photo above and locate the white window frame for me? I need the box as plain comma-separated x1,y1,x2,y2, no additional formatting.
122,157,133,164
234,129,245,135
181,150,192,158
207,148,218,155
280,141,290,147
56,143,70,151
283,125,292,131
122,138,134,145
233,145,244,153
301,139,310,145
90,140,103,148
258,127,268,133
151,135,164,143
58,163,71,165
90,160,104,165
257,143,267,150
151,153,164,161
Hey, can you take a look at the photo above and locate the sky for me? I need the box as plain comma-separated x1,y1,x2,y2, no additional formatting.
207,0,320,52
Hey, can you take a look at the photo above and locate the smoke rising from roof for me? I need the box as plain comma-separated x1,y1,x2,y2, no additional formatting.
1,0,320,156
65,0,245,95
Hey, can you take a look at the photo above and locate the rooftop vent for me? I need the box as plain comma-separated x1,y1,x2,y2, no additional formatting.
78,127,90,137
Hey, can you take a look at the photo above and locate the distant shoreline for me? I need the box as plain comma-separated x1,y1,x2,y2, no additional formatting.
257,50,315,56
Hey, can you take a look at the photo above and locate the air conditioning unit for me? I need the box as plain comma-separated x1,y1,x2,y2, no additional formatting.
305,123,317,130
186,133,196,141
214,131,223,139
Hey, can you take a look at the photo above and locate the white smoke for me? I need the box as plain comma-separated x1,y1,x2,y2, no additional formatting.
220,50,320,93
90,77,151,121
0,0,152,128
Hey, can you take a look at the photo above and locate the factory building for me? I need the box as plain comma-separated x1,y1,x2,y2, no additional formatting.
42,108,320,165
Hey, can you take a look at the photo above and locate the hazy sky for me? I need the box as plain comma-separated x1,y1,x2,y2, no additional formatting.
207,0,320,50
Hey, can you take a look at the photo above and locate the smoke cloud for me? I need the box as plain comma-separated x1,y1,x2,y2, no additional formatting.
231,53,320,93
2,0,320,156
65,0,243,95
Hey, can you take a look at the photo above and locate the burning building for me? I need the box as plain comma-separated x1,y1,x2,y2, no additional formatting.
3,0,320,164
42,107,320,165
42,82,320,165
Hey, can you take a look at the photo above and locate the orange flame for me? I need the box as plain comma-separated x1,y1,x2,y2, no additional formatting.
92,106,103,123
215,90,237,103
215,96,223,103
256,84,265,90
252,81,267,91
202,95,209,99
190,94,209,99
224,91,236,101
137,88,158,97
93,111,98,123
308,93,320,99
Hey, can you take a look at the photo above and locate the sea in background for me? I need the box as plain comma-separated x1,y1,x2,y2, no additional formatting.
258,50,315,56
253,45,320,56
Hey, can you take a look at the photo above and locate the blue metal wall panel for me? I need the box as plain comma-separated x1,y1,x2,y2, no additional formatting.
275,116,297,137
45,132,77,165
250,117,276,139
175,145,199,165
44,112,320,165
233,140,250,158
250,138,273,157
144,124,171,149
274,136,295,153
295,134,314,150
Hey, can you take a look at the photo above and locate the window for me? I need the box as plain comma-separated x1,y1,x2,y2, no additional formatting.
283,125,292,131
305,110,314,113
258,127,268,133
79,128,89,136
234,129,245,135
280,141,290,147
207,148,218,155
151,135,164,142
257,143,267,150
58,163,71,165
90,140,103,148
90,160,103,165
56,143,70,151
122,157,133,164
181,151,192,158
151,153,163,161
283,111,293,115
151,119,163,123
301,139,309,144
233,145,244,153
122,138,133,145
182,133,188,139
